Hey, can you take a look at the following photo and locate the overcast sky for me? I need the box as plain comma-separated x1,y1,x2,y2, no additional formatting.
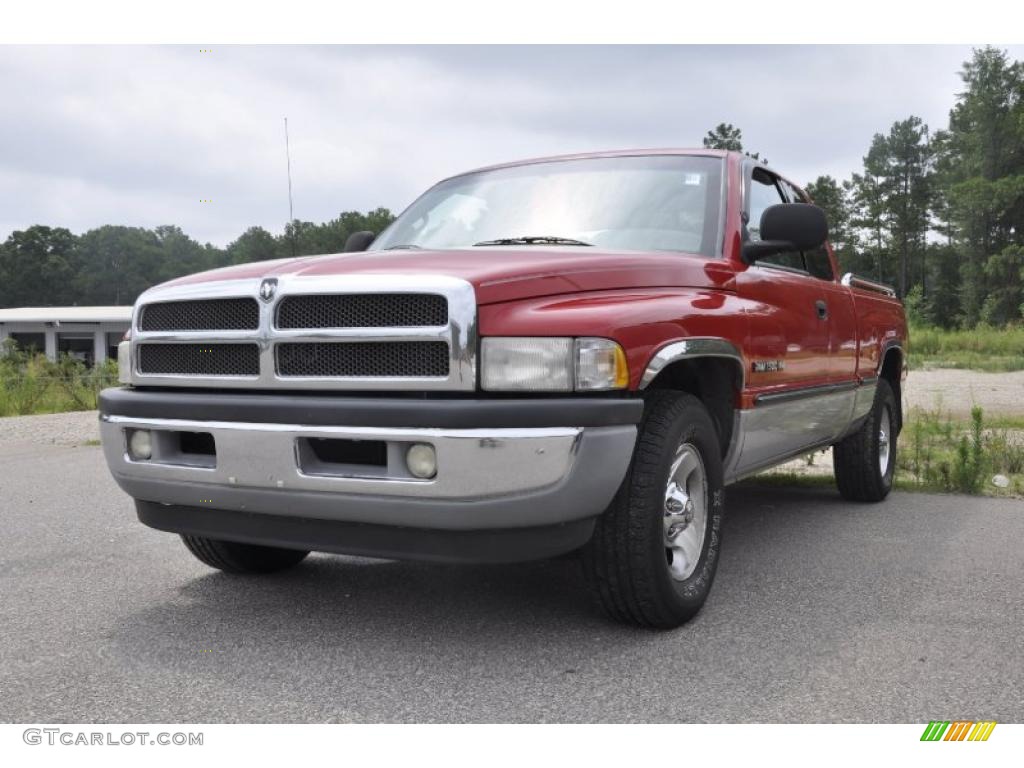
2,44,1022,247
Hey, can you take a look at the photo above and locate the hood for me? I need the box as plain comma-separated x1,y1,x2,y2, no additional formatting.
160,247,736,305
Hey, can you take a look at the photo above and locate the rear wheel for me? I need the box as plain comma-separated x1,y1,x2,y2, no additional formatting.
833,378,897,502
582,391,725,628
181,536,309,574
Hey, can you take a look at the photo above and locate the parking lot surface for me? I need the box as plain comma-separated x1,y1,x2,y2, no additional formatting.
1,438,1021,722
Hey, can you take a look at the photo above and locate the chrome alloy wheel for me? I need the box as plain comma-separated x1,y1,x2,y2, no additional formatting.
663,442,708,581
878,404,892,475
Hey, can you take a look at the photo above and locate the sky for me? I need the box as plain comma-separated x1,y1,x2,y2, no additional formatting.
1,44,1022,248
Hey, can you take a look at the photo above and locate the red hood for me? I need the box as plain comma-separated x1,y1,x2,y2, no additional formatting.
161,247,736,304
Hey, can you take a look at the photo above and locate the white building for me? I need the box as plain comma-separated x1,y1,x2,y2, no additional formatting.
0,306,132,366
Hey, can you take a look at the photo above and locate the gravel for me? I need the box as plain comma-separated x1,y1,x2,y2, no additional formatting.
0,410,100,450
906,368,1024,418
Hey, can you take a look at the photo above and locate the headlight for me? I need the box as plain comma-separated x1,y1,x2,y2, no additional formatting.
117,339,132,384
575,337,630,390
481,337,573,391
481,337,628,392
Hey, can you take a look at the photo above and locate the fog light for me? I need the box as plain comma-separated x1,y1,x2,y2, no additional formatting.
406,443,437,479
128,429,153,460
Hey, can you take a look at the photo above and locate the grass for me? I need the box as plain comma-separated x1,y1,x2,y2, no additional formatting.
908,323,1024,372
750,403,1024,498
899,404,1024,496
0,343,118,417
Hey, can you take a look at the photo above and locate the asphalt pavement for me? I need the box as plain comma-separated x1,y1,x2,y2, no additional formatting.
1,442,1021,722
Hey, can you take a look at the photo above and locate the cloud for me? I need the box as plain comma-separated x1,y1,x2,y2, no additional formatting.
1,44,1021,246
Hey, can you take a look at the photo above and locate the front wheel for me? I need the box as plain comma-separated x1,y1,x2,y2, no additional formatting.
582,391,725,629
181,536,310,574
832,378,897,502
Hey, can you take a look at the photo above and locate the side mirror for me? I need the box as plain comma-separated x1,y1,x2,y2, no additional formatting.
742,203,828,263
344,231,376,252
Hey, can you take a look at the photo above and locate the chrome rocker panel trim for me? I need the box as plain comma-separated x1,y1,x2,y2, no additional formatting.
724,378,878,483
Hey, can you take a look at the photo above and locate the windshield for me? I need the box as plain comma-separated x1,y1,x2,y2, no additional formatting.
371,155,724,257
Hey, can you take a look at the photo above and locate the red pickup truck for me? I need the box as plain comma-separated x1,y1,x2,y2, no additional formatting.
99,149,907,628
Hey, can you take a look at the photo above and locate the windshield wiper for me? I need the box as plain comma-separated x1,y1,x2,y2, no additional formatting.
383,244,423,250
473,236,593,247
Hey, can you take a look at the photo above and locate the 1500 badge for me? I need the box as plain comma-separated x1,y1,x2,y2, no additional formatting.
752,360,785,373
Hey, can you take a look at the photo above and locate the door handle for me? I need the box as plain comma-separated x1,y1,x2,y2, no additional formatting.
815,300,828,320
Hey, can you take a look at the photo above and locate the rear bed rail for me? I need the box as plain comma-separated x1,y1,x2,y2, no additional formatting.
841,272,897,298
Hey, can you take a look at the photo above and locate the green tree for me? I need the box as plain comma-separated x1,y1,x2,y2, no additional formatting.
916,242,962,328
847,170,888,283
940,47,1024,325
852,118,933,298
702,123,765,162
0,226,79,307
226,226,279,265
74,226,163,305
152,225,221,282
805,175,861,273
702,123,743,151
278,208,395,259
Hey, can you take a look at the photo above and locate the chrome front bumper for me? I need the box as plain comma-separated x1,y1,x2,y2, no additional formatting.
99,410,638,531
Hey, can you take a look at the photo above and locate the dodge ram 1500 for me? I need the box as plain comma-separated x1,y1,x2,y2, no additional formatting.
99,149,907,628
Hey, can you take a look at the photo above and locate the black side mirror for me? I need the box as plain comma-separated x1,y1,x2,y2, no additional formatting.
344,231,376,252
742,203,828,263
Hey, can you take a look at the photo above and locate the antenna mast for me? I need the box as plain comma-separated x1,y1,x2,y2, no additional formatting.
284,117,295,257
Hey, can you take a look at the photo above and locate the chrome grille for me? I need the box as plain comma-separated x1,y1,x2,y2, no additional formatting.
127,275,476,391
139,298,259,331
276,294,447,329
138,344,260,376
276,342,449,378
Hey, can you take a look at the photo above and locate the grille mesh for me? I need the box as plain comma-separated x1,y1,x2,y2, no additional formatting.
138,344,260,376
276,342,450,378
139,298,259,331
276,294,448,329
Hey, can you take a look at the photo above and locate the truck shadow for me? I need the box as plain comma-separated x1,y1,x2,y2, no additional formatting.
109,483,863,671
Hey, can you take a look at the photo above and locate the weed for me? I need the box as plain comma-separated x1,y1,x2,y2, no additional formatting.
0,342,118,417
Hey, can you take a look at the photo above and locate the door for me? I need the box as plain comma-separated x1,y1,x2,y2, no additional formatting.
776,178,858,383
737,167,832,393
731,166,854,477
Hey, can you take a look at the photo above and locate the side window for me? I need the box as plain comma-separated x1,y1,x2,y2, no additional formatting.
747,171,784,242
747,170,805,272
780,179,835,281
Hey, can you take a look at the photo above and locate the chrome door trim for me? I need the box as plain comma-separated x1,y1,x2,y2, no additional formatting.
639,338,745,390
752,379,858,406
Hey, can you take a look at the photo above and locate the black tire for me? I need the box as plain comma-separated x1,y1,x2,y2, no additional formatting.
582,390,725,629
833,378,897,502
181,535,309,574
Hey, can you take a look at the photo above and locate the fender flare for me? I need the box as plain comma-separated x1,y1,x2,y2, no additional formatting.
639,337,746,390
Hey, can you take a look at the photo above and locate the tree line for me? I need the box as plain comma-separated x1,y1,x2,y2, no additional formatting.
2,47,1021,329
705,47,1024,328
0,209,396,309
